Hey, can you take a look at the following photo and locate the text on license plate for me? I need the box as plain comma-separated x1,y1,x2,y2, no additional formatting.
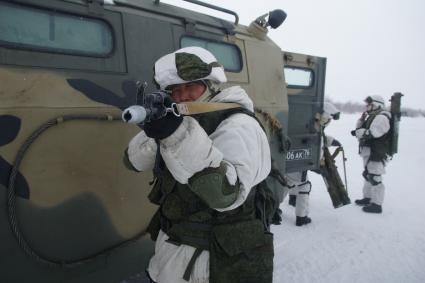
286,148,312,161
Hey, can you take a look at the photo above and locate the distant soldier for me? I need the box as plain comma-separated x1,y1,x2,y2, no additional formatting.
124,47,273,283
352,95,391,213
287,102,341,226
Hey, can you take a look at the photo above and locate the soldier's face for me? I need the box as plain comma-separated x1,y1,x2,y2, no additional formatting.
170,82,206,103
366,103,373,112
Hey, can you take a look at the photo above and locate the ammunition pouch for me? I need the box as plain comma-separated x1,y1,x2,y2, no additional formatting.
188,163,239,209
160,218,274,283
210,219,274,283
369,138,390,162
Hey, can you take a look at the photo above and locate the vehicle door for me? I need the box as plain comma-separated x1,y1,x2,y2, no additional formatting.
283,51,326,173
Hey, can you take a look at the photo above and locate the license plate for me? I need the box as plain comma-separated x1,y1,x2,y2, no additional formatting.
286,148,312,161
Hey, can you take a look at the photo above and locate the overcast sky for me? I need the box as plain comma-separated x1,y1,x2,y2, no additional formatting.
163,0,424,109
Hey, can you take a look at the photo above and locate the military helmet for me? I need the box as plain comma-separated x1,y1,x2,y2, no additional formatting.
154,46,227,90
323,102,340,120
319,102,340,127
365,95,385,110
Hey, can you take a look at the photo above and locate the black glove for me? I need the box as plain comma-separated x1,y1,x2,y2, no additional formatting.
350,130,356,136
143,96,183,140
271,208,283,225
331,139,341,147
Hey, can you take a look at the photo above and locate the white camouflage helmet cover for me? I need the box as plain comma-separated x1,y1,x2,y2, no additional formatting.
322,102,340,121
154,46,227,90
365,95,385,109
324,102,339,116
319,102,340,127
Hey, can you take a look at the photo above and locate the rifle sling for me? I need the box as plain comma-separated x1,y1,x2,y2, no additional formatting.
176,102,241,115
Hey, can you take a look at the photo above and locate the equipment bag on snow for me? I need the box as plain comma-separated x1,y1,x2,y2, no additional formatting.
320,134,351,208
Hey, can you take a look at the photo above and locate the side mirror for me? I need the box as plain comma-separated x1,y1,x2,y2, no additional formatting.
248,9,287,39
268,9,287,29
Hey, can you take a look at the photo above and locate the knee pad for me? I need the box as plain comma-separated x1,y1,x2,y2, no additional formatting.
367,174,382,186
298,181,312,195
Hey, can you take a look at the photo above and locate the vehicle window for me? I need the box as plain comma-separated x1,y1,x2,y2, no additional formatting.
0,2,113,57
284,67,314,88
181,36,242,72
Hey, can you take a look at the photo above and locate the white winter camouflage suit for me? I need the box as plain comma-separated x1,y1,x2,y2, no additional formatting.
355,111,391,205
127,86,271,283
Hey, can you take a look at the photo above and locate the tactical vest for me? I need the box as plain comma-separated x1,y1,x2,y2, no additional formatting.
361,111,391,162
147,108,274,283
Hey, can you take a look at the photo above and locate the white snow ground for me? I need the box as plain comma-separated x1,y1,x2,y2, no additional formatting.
272,113,425,283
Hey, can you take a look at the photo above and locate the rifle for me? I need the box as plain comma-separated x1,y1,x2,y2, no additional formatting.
121,81,241,124
122,81,180,124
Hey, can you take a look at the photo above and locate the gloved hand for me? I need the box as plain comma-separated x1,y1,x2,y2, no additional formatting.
331,139,341,147
355,128,369,139
143,96,183,140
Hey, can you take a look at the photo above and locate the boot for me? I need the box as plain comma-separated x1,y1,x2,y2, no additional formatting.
296,216,312,226
355,197,371,206
288,195,296,207
271,208,283,225
362,203,382,214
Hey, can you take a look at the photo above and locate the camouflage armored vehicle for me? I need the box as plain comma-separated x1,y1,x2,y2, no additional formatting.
0,0,326,282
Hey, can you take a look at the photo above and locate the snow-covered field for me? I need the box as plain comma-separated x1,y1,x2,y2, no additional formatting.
273,113,425,283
